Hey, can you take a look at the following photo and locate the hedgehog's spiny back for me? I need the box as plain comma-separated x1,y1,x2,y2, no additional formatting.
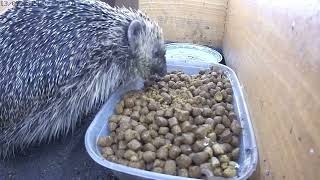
0,0,135,122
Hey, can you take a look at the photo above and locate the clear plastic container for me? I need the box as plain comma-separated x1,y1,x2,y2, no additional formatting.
85,60,258,180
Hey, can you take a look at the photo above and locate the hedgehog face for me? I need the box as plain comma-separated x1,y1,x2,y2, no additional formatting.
128,19,167,79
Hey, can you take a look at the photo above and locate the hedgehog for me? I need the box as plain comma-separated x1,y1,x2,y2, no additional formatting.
0,0,167,158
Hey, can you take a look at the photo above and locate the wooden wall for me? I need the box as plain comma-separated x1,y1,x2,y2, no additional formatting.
139,0,228,48
223,0,320,179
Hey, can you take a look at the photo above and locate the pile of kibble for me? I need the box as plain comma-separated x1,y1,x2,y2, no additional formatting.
97,68,242,178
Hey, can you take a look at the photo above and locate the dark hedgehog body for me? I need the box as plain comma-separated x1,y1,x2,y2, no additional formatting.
0,0,166,158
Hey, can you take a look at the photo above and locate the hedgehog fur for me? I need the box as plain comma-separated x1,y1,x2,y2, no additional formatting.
0,0,166,158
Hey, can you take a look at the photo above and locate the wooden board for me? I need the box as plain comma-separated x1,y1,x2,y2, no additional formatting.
223,0,320,179
139,0,228,48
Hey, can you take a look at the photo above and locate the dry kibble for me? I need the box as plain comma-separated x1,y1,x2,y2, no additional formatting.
219,154,230,163
171,125,182,135
143,151,156,163
155,117,168,127
176,154,192,168
141,130,152,143
164,160,176,175
181,121,193,132
192,151,209,165
231,120,242,135
180,144,193,155
211,156,220,168
157,147,169,160
101,147,114,156
232,147,240,160
189,166,201,178
143,143,156,152
124,129,139,142
223,167,237,178
154,159,165,168
213,167,223,176
215,124,225,135
127,139,141,151
194,115,205,125
99,69,241,178
178,169,189,177
231,136,240,147
182,133,195,145
219,129,232,143
169,145,181,159
174,109,189,122
212,143,225,155
168,117,178,127
159,127,169,135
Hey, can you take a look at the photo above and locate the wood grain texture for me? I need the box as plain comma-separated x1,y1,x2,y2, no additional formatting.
139,0,228,48
223,0,320,179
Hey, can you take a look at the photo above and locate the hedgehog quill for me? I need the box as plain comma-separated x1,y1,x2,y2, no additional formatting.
0,0,166,158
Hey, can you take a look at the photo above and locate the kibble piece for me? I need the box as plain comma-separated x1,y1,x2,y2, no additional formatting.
149,129,158,138
173,136,184,146
131,111,140,120
207,132,217,142
143,151,156,163
211,156,220,168
223,167,237,178
194,115,205,125
165,133,175,142
231,120,242,135
161,92,172,103
222,115,231,128
154,159,165,168
192,107,202,117
231,147,240,160
153,137,166,148
195,126,209,139
174,109,189,122
219,129,232,143
178,168,189,177
181,121,193,133
231,136,240,147
108,122,118,131
101,147,114,157
124,98,135,108
145,112,155,124
213,167,223,176
204,147,213,157
152,167,163,173
143,143,156,152
171,125,182,135
205,118,216,127
149,123,159,131
124,149,138,161
164,108,174,118
159,127,169,135
168,117,178,127
155,117,168,127
135,124,147,134
157,147,169,160
221,143,233,153
215,124,225,135
192,140,207,152
228,111,237,120
182,133,195,145
219,154,230,163
124,129,139,142
123,108,132,116
192,151,209,165
148,100,159,111
106,155,118,162
127,139,141,151
164,160,176,175
189,166,201,178
213,116,223,125
128,161,145,169
200,163,212,170
214,91,223,102
115,101,124,114
141,130,152,143
168,145,181,159
98,136,110,147
176,154,192,168
215,105,225,116
212,143,225,155
202,107,213,117
226,95,233,103
140,106,149,115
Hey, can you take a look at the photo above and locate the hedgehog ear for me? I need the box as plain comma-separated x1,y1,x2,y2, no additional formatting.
128,20,143,50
